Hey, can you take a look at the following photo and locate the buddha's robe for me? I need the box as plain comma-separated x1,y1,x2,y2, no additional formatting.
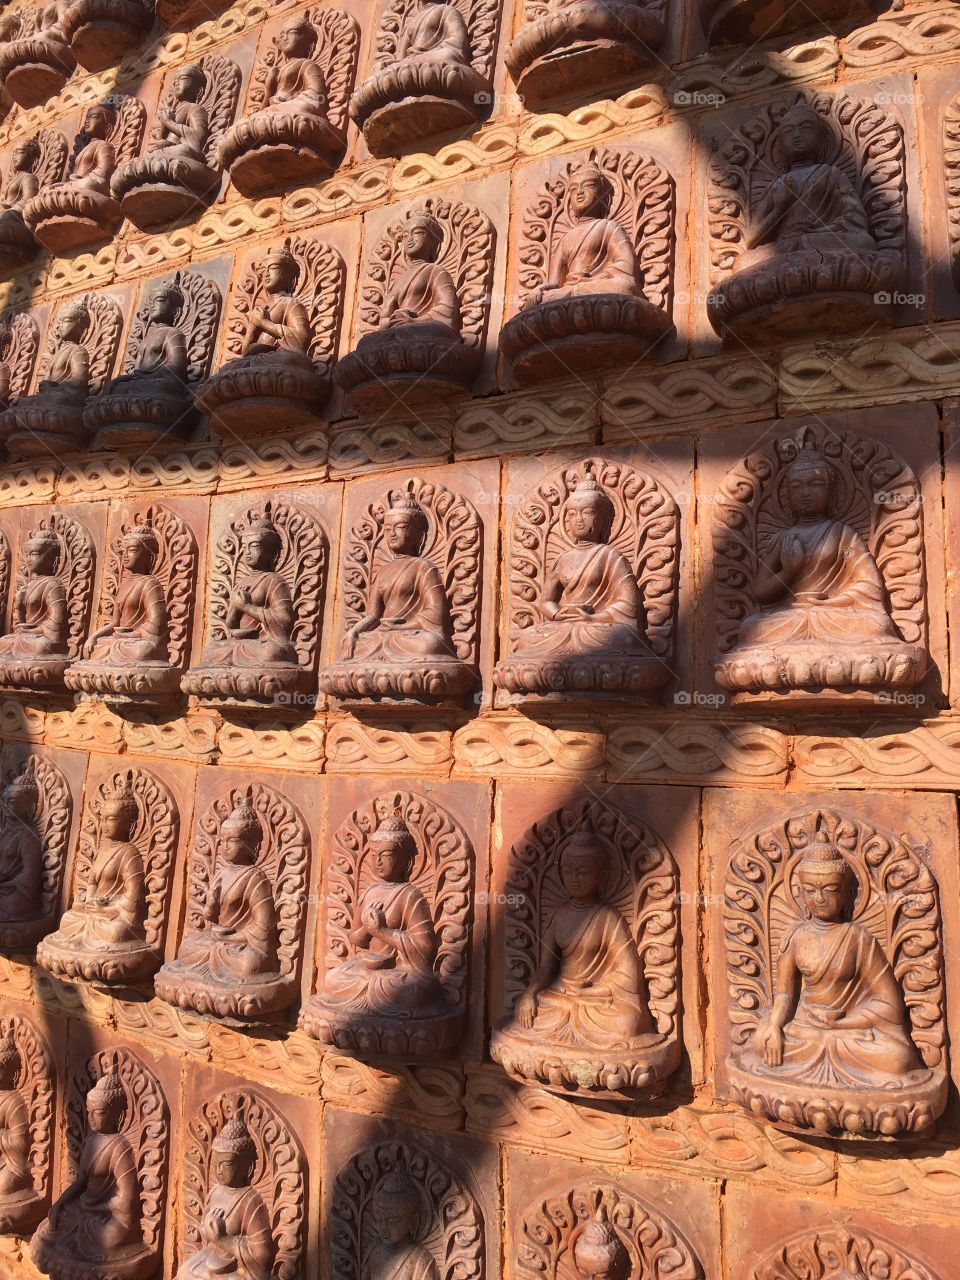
366,1240,440,1280
179,1184,273,1280
323,879,444,1015
108,325,188,400
244,297,311,358
0,577,67,657
756,921,922,1086
351,556,457,663
0,824,42,922
525,901,651,1047
30,343,88,410
737,520,902,650
177,863,279,982
87,574,168,667
56,1131,141,1256
397,4,471,66
0,1089,30,1196
379,262,461,339
61,139,115,198
262,57,327,117
158,102,210,164
740,161,877,269
56,839,144,948
513,542,647,661
536,216,639,302
203,571,297,668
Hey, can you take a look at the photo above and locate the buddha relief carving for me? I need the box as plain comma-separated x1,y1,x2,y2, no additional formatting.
0,132,68,275
24,97,146,255
495,459,677,699
713,429,927,704
320,480,481,702
182,499,327,705
501,150,673,383
350,0,497,156
492,797,680,1097
724,808,947,1136
177,1090,305,1280
0,311,40,415
0,756,71,952
60,0,154,71
31,1049,168,1280
507,0,666,108
0,1015,54,1236
331,1142,483,1280
4,293,122,459
198,237,345,436
751,1228,939,1280
111,56,241,229
335,199,494,415
0,515,95,691
0,3,76,109
37,767,178,986
517,1184,704,1280
707,95,906,344
155,783,309,1022
300,792,475,1057
218,9,358,196
84,269,222,448
64,505,198,705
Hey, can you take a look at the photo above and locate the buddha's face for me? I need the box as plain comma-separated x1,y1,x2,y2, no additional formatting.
560,845,604,903
569,171,607,220
265,260,296,295
2,784,33,822
84,107,110,140
403,223,439,264
780,111,821,163
385,510,424,556
575,1254,624,1280
373,1193,417,1246
102,801,135,843
280,22,312,57
214,1150,249,1189
242,533,277,571
149,289,179,326
176,69,204,103
565,493,609,546
24,538,58,576
220,826,259,865
13,144,35,173
87,1097,122,1135
786,465,830,520
57,311,85,344
372,837,411,884
122,537,154,575
797,864,849,923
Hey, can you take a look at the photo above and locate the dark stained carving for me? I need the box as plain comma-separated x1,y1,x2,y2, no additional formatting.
4,293,122,459
198,237,344,436
349,0,498,156
0,514,95,692
155,783,309,1023
0,311,40,415
300,792,475,1057
330,1141,483,1280
0,1014,54,1237
61,0,154,71
500,150,673,383
492,796,680,1097
0,756,71,953
506,0,666,108
713,428,927,704
24,97,146,255
64,504,198,705
84,269,222,448
37,767,178,986
0,4,76,109
218,8,358,196
707,95,906,344
750,1228,939,1280
111,55,241,229
320,478,481,703
335,198,494,415
701,0,853,46
31,1049,168,1280
495,458,677,699
182,499,327,705
0,131,68,276
176,1090,305,1280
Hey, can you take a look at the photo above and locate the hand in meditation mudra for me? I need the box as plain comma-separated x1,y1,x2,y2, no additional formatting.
73,521,168,673
377,211,461,345
53,104,115,200
365,1171,439,1280
176,1109,273,1280
0,528,68,668
105,279,189,402
0,770,42,927
715,444,925,697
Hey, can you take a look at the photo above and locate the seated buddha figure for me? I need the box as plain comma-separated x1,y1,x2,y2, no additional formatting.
300,811,448,1049
31,1070,145,1275
715,444,925,697
365,1171,438,1280
494,473,665,696
155,792,281,1018
0,1036,32,1216
0,528,69,686
378,211,460,345
176,1110,272,1280
0,140,43,271
37,774,152,985
573,1209,631,1280
0,1,75,110
320,495,475,701
4,299,91,458
24,102,122,253
0,770,43,929
0,323,14,412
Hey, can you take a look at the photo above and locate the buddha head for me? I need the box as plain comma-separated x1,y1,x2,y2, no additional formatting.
279,15,318,59
86,1069,127,1135
219,789,263,866
784,443,833,523
372,1169,423,1247
563,471,615,547
81,102,116,144
121,520,160,576
242,503,283,572
213,1106,256,1189
370,806,417,884
102,771,139,844
778,102,831,167
568,160,613,222
174,63,207,105
11,139,40,176
148,274,184,328
0,1034,22,1091
385,495,429,558
263,238,301,298
795,828,857,924
23,527,61,578
403,210,443,265
56,298,91,346
573,1208,631,1280
2,767,38,824
560,831,609,905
